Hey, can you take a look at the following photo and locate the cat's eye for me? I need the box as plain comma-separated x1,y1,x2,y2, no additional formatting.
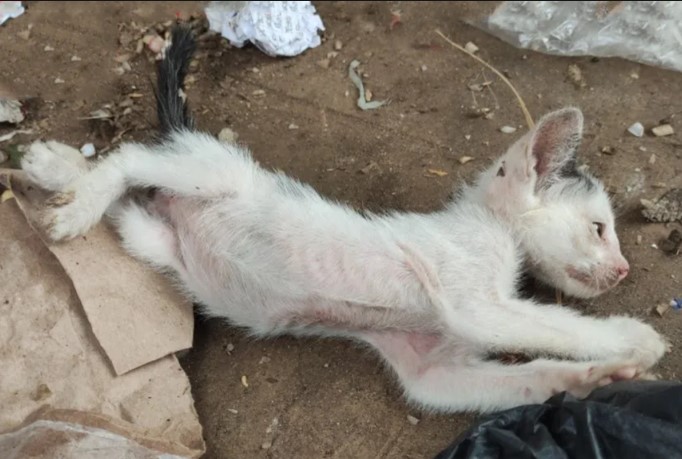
592,222,605,238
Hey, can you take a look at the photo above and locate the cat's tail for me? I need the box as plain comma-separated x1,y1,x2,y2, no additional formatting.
155,25,197,135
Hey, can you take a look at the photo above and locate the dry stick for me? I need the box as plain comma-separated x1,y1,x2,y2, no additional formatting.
434,29,535,129
433,30,567,304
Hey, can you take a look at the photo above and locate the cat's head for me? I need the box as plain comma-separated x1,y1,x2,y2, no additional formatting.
472,107,628,298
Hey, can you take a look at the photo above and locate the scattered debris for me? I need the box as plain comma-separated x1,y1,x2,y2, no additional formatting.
71,55,82,62
316,58,331,69
360,161,381,175
600,146,616,155
459,156,474,165
641,188,682,223
334,39,343,51
227,408,239,415
420,64,428,72
0,1,24,26
407,414,420,425
630,72,639,79
259,356,271,364
288,123,299,130
389,10,402,30
567,64,586,88
348,60,388,110
54,77,65,85
241,375,249,388
672,298,682,310
226,342,235,353
627,122,644,137
252,89,266,97
0,151,7,164
365,89,373,102
464,134,471,140
44,45,55,52
261,417,279,449
636,234,643,245
426,168,448,177
500,125,517,134
205,1,325,57
0,98,24,124
660,229,681,255
464,41,479,54
649,154,656,165
31,383,52,402
654,302,671,317
467,81,492,92
0,129,32,143
652,124,674,137
80,143,96,158
218,127,238,143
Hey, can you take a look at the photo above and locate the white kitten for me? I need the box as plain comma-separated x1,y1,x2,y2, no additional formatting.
21,27,667,413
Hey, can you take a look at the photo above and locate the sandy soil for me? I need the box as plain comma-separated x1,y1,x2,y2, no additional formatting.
2,2,681,458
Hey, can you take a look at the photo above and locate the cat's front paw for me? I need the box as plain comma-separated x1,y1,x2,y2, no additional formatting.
42,190,100,241
607,317,669,372
549,360,638,400
21,141,88,192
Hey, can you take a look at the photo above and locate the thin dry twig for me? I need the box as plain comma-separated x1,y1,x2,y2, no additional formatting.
434,29,534,129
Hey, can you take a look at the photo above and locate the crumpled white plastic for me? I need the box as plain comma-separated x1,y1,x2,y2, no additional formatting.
477,1,682,73
205,1,325,57
0,1,24,26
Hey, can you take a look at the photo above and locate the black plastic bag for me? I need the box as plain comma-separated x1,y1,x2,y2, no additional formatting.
436,380,682,459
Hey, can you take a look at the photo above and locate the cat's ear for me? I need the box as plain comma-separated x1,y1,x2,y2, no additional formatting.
526,107,583,189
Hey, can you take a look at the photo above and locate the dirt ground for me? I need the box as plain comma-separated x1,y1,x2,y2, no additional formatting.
2,1,681,458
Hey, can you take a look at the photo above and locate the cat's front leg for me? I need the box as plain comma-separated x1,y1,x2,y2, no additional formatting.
437,298,667,373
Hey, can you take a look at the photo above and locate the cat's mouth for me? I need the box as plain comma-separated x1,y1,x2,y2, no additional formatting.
566,266,593,285
566,265,620,292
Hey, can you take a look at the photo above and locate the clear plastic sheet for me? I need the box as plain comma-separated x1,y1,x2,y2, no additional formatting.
477,1,682,72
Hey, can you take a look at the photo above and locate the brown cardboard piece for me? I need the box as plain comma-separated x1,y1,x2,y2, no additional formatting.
0,172,205,456
1,170,194,375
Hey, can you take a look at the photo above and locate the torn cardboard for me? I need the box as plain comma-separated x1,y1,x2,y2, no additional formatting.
0,173,205,456
1,170,194,375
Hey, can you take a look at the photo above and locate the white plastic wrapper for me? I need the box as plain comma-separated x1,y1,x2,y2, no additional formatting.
478,1,682,73
0,1,24,26
205,1,325,57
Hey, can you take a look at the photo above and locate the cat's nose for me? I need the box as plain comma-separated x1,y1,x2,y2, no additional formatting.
615,261,629,280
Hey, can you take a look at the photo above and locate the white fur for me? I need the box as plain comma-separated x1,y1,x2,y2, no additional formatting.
21,108,667,413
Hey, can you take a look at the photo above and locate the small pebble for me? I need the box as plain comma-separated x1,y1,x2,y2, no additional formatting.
630,72,639,80
288,123,299,130
638,146,647,152
420,64,427,72
407,414,420,425
259,356,271,364
241,375,249,388
316,58,331,69
365,89,373,102
500,126,517,134
459,156,474,164
44,45,54,52
218,127,238,143
649,154,656,165
652,124,674,137
636,235,642,245
600,146,615,155
71,55,82,62
464,41,479,54
227,409,239,414
627,122,644,137
80,143,96,158
252,89,266,97
252,67,260,73
464,134,471,140
54,77,65,84
334,39,343,51
226,342,235,352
